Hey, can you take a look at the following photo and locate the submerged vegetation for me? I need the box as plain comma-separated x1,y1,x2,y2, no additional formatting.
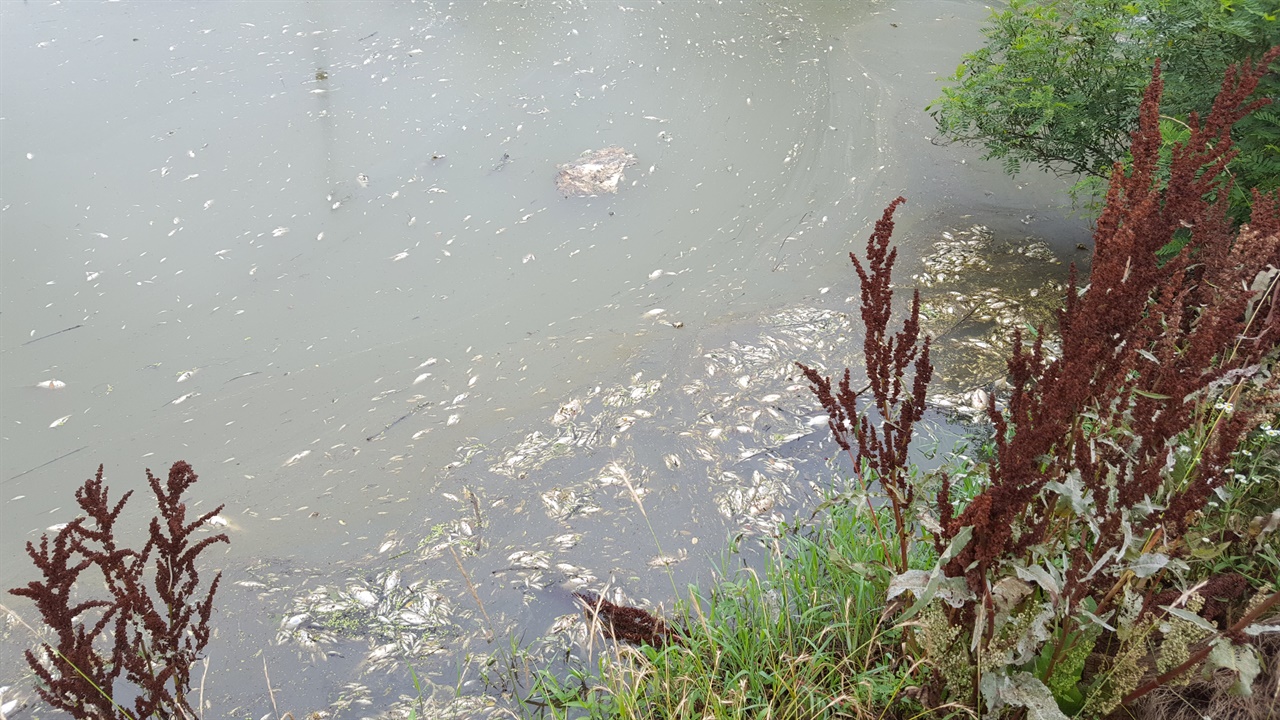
524,55,1280,720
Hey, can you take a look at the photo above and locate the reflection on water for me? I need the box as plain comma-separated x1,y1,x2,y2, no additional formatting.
0,0,1087,715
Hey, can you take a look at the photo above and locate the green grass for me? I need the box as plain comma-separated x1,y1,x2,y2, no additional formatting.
524,489,942,720
516,419,1280,720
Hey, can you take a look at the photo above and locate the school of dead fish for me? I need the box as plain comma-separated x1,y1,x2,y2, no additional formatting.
261,220,1065,701
5,4,1073,715
912,224,1067,417
18,199,1062,720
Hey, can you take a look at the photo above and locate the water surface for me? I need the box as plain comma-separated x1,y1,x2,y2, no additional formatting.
0,1,1087,715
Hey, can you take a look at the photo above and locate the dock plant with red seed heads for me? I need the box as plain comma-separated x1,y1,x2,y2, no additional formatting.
797,196,933,575
803,49,1280,718
9,462,228,720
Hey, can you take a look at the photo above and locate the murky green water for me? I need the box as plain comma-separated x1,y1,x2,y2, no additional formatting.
0,1,1088,716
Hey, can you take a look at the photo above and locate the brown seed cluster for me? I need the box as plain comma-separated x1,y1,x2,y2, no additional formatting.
9,462,228,720
574,591,679,647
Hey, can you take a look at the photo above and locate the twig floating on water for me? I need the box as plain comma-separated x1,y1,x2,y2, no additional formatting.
366,399,433,442
6,445,89,483
22,325,83,346
448,544,494,642
223,371,262,385
772,212,811,271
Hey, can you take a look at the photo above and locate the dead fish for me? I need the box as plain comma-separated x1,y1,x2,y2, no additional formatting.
165,392,199,407
282,613,310,630
49,415,71,428
553,399,584,425
398,611,429,626
36,379,66,390
283,450,311,466
383,570,401,592
176,369,197,383
967,388,990,409
352,588,380,608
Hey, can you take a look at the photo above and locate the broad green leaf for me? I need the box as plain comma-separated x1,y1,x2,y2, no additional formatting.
1206,636,1261,696
886,570,930,602
980,670,1070,720
1244,623,1280,636
1161,605,1218,632
1129,552,1169,578
1015,563,1061,601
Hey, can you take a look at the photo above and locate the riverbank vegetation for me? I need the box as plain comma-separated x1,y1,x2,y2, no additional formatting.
524,52,1280,720
929,0,1279,219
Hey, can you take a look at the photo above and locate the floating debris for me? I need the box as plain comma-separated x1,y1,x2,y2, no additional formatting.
555,146,637,197
574,590,678,647
540,486,600,521
276,569,453,674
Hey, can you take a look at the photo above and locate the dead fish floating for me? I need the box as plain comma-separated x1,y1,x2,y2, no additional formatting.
555,146,637,197
36,379,66,390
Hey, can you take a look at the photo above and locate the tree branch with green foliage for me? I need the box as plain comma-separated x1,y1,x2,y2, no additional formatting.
929,0,1278,217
